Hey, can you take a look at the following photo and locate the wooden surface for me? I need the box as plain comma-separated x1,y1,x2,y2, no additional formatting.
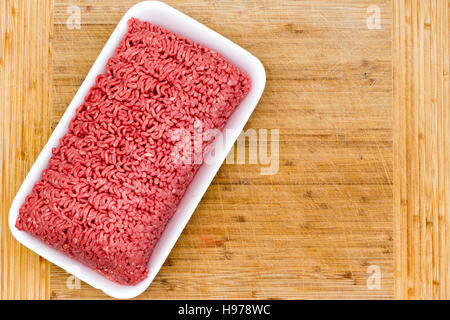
393,0,449,299
0,0,52,299
51,0,393,300
0,0,447,300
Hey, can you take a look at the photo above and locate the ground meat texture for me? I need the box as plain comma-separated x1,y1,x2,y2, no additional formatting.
16,18,251,285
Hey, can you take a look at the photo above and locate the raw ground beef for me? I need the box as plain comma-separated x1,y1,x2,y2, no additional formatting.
16,18,251,285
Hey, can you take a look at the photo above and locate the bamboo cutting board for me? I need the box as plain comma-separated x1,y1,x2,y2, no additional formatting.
1,0,448,300
52,0,394,299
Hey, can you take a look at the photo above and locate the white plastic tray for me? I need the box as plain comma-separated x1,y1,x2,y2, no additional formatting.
9,1,265,299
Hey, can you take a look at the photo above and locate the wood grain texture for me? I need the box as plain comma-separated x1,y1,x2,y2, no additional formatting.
393,0,449,299
0,0,52,299
4,0,449,300
50,0,393,299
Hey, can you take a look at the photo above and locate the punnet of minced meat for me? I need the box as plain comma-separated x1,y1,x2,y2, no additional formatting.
16,18,251,285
